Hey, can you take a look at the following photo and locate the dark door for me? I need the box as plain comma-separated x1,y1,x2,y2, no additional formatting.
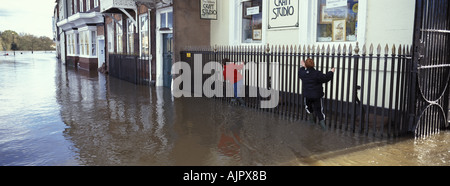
411,0,450,137
162,33,173,88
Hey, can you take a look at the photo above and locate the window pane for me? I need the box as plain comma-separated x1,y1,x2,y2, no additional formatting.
242,0,262,43
117,21,123,53
128,33,134,54
317,0,358,42
141,32,149,56
160,13,167,28
168,12,173,28
141,15,148,31
128,19,134,33
91,31,96,56
80,32,84,55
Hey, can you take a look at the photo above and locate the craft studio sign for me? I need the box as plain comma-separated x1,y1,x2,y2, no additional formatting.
268,0,299,29
200,0,217,20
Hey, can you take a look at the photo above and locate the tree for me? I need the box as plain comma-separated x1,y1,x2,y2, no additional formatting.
0,30,54,51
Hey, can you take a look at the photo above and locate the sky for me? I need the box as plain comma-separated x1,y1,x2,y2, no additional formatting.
0,0,56,38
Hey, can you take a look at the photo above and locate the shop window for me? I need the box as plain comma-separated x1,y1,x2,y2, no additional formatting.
241,0,263,43
317,0,358,42
140,14,149,57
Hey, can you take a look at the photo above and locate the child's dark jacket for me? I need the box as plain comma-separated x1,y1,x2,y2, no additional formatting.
299,67,334,99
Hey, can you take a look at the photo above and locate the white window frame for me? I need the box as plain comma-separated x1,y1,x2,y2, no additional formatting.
66,30,79,56
156,6,173,87
94,0,99,8
158,8,173,30
79,26,97,58
309,0,367,46
230,0,267,46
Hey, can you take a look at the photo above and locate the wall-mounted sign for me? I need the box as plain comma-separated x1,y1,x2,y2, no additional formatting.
200,0,217,20
247,6,260,16
326,0,347,9
268,0,299,29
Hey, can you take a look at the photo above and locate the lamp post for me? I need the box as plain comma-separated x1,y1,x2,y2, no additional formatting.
11,33,17,56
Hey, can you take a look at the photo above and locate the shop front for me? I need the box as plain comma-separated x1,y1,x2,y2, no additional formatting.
100,0,211,88
211,0,415,47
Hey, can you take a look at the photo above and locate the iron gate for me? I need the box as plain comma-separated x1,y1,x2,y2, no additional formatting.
411,0,450,137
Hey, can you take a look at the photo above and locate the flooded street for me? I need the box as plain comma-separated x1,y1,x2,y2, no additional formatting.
1,52,449,166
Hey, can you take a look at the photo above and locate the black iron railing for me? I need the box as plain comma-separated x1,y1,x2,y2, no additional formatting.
411,0,450,138
109,54,150,85
181,43,420,138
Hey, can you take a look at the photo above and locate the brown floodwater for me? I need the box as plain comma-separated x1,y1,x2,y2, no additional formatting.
0,52,449,166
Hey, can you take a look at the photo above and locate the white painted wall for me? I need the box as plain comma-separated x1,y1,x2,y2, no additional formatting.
364,0,416,47
211,0,416,48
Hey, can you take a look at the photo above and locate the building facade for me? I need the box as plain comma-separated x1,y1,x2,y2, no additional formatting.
210,0,416,48
54,0,211,87
54,0,418,87
56,0,104,71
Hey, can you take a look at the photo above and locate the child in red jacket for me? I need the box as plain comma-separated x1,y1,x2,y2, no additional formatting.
222,58,245,106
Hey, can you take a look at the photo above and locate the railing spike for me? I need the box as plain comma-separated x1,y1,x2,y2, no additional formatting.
349,44,353,55
377,44,382,55
337,44,342,54
406,45,410,55
326,44,331,54
354,42,360,55
332,44,336,54
398,44,402,55
369,44,374,55
392,44,396,55
385,44,389,55
362,44,367,55
402,45,408,55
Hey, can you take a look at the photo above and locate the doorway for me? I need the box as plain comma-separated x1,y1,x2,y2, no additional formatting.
162,33,173,88
156,7,173,88
97,38,105,68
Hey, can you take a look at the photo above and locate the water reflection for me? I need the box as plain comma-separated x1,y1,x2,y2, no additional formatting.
54,58,450,165
2,53,449,166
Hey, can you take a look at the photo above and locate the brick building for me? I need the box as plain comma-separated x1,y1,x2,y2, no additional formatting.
54,0,211,87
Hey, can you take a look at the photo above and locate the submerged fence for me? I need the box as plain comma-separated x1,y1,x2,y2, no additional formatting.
109,54,150,85
180,43,426,138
